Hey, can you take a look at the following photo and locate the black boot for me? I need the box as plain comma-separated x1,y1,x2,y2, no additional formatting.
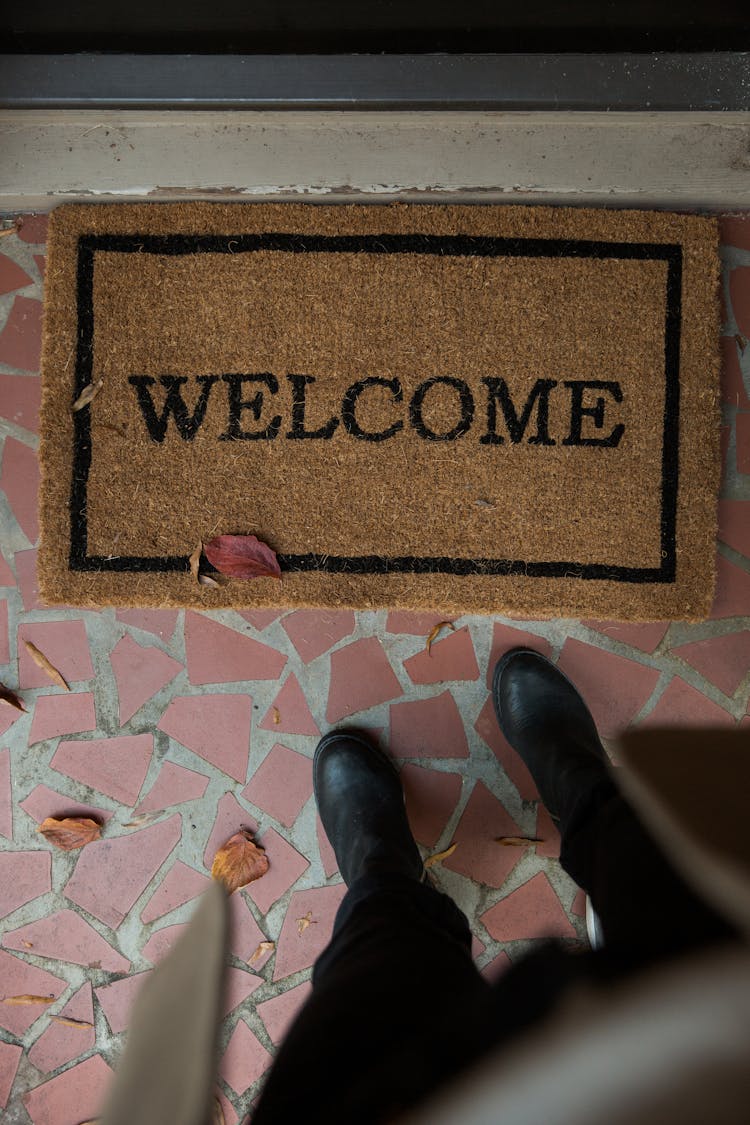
492,648,610,824
314,730,424,887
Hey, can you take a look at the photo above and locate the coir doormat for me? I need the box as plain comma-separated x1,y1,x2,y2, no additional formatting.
39,203,721,618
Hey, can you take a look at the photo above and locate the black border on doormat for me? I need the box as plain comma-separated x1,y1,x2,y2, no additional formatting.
69,232,682,584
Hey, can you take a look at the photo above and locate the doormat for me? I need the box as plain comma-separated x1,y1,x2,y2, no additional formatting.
38,203,721,618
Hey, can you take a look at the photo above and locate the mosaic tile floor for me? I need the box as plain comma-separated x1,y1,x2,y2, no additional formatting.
1,211,749,1124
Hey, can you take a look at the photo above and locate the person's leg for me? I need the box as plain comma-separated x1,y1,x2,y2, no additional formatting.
253,733,494,1125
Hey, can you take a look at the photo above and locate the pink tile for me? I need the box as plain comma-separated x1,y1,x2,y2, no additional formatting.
141,860,211,924
185,612,286,684
220,1019,273,1096
18,619,94,688
571,888,587,917
0,706,22,740
110,633,182,725
34,254,46,279
736,413,750,475
385,611,456,635
473,696,539,801
0,373,41,432
3,909,130,972
0,599,7,663
135,760,210,814
583,621,670,655
257,980,313,1045
242,743,313,827
641,676,735,727
23,1052,114,1125
0,550,14,586
711,554,750,619
720,337,750,409
0,254,33,295
485,623,553,688
326,636,403,723
403,626,480,685
281,609,356,663
273,885,347,982
0,851,51,920
1,436,39,544
721,214,750,252
202,791,259,870
50,732,153,805
222,966,263,1018
672,630,750,696
245,827,310,914
28,982,95,1074
316,815,338,878
0,1040,22,1109
0,295,42,370
216,1090,239,1125
228,893,273,965
28,691,97,745
389,689,469,758
535,804,561,859
19,783,112,826
557,638,660,737
718,500,750,559
158,694,252,783
258,673,320,736
401,763,462,848
471,933,486,961
141,924,187,964
480,873,577,942
238,609,285,631
95,972,150,1034
0,950,66,1035
442,781,524,888
115,608,180,641
480,950,513,983
17,214,49,244
0,748,11,840
15,547,41,609
721,423,731,486
730,265,750,337
64,814,181,929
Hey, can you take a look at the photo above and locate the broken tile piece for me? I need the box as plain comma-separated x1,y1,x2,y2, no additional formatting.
203,791,259,870
110,633,182,725
14,547,42,610
480,872,577,941
237,609,285,631
0,550,14,586
711,554,750,619
672,630,750,697
0,295,42,371
242,744,313,828
0,600,7,664
389,689,469,758
159,694,252,783
28,691,97,745
718,500,750,559
185,612,286,684
28,982,95,1074
556,638,660,737
141,860,211,924
0,372,41,433
95,971,150,1034
115,608,180,640
0,253,33,296
19,783,112,826
582,620,670,655
401,763,462,848
64,814,182,929
141,924,188,965
257,980,313,1045
135,760,210,815
0,748,11,840
1,436,40,544
641,676,735,728
0,949,66,1036
50,733,153,805
17,214,49,243
258,673,320,736
386,611,457,635
0,851,51,920
316,814,338,878
281,609,356,663
474,696,539,801
326,636,403,723
220,1019,273,1096
221,966,263,1018
18,619,94,688
22,1052,114,1125
228,893,272,964
245,827,310,914
442,781,525,888
0,1040,22,1109
404,626,480,685
3,910,130,973
273,885,347,982
485,623,553,687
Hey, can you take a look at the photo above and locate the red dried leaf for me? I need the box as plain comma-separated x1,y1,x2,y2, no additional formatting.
204,535,281,581
211,829,269,894
37,816,102,851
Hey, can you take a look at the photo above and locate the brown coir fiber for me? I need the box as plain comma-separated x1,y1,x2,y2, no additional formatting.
38,202,720,619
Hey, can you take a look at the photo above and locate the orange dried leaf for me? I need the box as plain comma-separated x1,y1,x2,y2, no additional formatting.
37,816,102,851
23,641,70,691
272,707,281,725
2,994,55,1006
0,682,26,712
495,836,543,847
249,941,275,965
50,1015,94,1030
22,941,34,949
204,534,281,581
296,911,317,936
122,811,164,828
211,829,269,894
72,379,103,412
211,1098,226,1125
425,621,455,656
189,541,202,583
424,843,458,868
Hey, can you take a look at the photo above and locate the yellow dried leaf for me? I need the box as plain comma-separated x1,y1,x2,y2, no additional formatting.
23,641,70,691
72,379,103,412
0,682,26,712
212,829,269,894
122,810,164,829
272,707,281,725
199,573,221,588
424,843,458,868
249,941,275,965
425,621,455,656
2,994,55,1006
22,941,33,948
211,1096,226,1125
50,1015,94,1029
495,836,543,847
37,816,102,851
296,911,317,936
189,541,202,583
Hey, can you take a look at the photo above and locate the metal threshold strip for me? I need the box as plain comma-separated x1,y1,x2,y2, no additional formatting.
0,52,749,111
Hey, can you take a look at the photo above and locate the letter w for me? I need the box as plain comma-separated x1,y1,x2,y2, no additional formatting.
128,376,219,442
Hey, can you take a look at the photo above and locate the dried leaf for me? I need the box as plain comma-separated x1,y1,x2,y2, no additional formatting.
272,707,281,725
296,911,317,936
22,941,33,948
495,836,543,847
211,1098,226,1125
424,843,458,868
50,1015,94,1029
425,621,455,656
249,941,275,965
211,829,269,894
122,810,164,829
2,994,55,1006
198,573,222,588
735,333,748,353
72,379,103,412
37,816,102,851
0,682,26,712
189,541,202,583
204,534,282,581
23,641,70,691
0,226,16,238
